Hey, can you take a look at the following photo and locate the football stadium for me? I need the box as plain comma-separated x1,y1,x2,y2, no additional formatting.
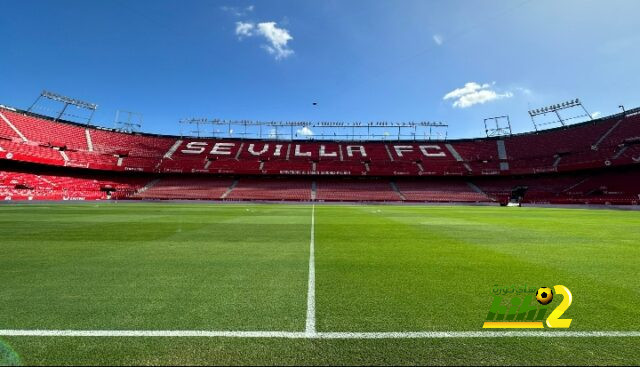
1,0,640,365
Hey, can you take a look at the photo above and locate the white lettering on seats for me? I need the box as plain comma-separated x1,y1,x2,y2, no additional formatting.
181,142,207,154
319,145,337,157
274,144,283,157
346,145,367,157
295,145,312,157
248,144,269,156
209,143,235,155
419,145,446,157
394,145,414,157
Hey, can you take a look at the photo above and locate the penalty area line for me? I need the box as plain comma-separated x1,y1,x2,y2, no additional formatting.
0,330,639,338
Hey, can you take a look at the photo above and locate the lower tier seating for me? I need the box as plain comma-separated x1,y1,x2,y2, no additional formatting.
227,178,311,200
1,163,639,204
395,179,490,202
134,177,234,200
315,178,400,201
0,168,148,200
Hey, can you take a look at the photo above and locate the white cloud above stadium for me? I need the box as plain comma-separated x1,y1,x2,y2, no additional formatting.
443,82,513,109
234,21,294,60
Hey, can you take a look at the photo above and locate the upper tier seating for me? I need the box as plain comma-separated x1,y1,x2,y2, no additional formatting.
0,112,22,140
2,105,640,177
89,129,176,157
1,110,89,150
503,114,640,172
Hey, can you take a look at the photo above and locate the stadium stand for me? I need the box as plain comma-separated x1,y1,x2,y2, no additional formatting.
227,177,312,201
1,104,639,204
89,128,176,158
315,178,401,201
134,177,234,200
1,109,89,150
0,166,148,200
395,179,491,202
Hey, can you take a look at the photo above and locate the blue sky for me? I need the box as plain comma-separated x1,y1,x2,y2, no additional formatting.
1,0,639,139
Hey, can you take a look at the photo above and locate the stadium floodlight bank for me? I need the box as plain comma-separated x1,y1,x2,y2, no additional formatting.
528,99,593,131
114,110,143,133
484,115,513,137
27,90,98,124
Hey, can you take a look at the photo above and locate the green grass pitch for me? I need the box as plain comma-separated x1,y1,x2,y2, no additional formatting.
0,203,639,365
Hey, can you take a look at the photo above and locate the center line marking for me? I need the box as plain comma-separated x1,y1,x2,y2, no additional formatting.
305,204,316,336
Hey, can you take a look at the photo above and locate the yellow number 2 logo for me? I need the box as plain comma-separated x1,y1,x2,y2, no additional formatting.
546,285,573,328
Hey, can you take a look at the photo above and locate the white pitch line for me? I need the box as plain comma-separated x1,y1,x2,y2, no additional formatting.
0,330,305,338
314,331,640,339
305,204,316,336
0,330,639,339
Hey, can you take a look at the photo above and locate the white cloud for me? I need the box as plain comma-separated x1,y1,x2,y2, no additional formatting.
233,21,294,60
235,21,254,38
443,82,513,108
256,22,294,60
296,126,313,136
453,90,513,108
443,82,491,100
592,111,601,118
221,5,254,17
433,34,443,46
